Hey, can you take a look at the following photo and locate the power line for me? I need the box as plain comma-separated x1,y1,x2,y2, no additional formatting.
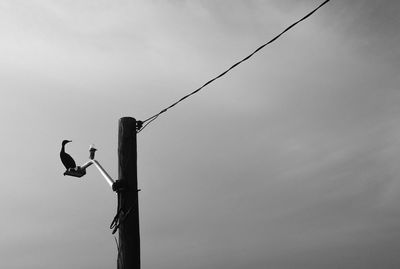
137,0,331,133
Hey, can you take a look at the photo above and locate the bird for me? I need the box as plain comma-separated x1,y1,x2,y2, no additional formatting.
60,140,76,174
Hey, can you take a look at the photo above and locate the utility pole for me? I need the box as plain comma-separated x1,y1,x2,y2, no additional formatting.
116,117,140,269
61,117,141,268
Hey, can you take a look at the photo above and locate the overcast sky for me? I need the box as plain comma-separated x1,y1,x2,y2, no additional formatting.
1,0,400,268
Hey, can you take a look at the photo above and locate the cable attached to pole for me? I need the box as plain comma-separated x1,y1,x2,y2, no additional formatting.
136,0,331,133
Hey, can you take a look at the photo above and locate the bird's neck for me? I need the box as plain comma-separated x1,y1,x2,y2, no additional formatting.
61,145,66,153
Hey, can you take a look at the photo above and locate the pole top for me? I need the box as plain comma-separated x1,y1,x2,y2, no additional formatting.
119,117,143,133
119,117,136,122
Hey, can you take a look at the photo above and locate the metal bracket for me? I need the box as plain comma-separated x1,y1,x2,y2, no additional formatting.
136,121,143,132
64,167,86,177
112,179,128,192
63,145,115,190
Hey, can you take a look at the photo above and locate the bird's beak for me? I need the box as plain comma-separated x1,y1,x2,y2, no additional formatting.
68,140,72,143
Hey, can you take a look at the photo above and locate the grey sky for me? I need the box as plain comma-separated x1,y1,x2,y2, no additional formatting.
1,1,399,268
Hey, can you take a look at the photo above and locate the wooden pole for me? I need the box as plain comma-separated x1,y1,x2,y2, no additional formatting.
117,117,140,269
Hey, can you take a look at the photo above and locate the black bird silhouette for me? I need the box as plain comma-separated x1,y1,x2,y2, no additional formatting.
60,140,76,173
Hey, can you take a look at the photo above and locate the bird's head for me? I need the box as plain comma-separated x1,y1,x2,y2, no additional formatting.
62,140,72,146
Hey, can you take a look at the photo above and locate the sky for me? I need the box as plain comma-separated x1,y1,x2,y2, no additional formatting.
1,0,400,268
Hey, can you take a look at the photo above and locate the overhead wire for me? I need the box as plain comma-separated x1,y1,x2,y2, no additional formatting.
137,0,331,133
